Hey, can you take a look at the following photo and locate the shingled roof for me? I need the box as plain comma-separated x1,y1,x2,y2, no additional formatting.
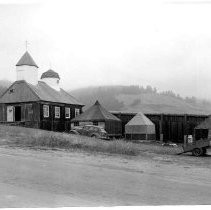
41,69,60,79
125,112,155,134
0,80,83,105
71,100,121,122
126,112,154,126
16,51,38,68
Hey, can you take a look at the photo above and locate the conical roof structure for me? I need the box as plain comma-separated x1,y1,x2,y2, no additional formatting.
71,100,121,122
126,112,154,126
16,51,38,68
41,69,60,79
125,112,155,136
195,116,211,129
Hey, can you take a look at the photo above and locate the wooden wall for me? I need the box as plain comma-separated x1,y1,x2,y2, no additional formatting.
105,120,122,137
112,112,209,143
40,102,83,132
0,102,40,128
0,102,83,132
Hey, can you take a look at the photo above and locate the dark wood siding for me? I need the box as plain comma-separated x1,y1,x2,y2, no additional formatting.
112,112,208,143
0,102,40,128
0,100,83,132
40,103,65,132
105,120,122,137
40,102,83,132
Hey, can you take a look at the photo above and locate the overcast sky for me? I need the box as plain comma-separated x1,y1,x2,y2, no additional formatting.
1,0,211,99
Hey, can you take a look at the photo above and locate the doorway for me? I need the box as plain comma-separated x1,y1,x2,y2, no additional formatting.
7,106,14,122
15,106,21,122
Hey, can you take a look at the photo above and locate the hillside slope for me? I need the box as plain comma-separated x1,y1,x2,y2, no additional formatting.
69,86,211,114
1,81,210,114
0,80,11,96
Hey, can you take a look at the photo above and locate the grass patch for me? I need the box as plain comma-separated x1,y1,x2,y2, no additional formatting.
0,125,140,156
0,125,182,156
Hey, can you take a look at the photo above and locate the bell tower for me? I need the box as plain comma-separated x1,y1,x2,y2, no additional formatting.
16,51,39,85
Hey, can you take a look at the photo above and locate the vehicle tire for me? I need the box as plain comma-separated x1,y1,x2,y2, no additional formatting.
192,148,203,157
202,148,207,156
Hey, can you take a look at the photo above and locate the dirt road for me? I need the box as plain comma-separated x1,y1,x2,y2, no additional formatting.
0,146,211,207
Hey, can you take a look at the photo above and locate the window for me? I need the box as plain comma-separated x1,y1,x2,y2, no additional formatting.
65,107,70,119
55,106,60,118
9,89,14,94
43,105,49,118
75,108,80,117
93,121,98,126
74,122,79,126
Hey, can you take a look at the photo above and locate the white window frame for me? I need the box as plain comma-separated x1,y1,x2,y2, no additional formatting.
43,105,49,118
75,108,80,117
55,106,60,119
65,107,70,119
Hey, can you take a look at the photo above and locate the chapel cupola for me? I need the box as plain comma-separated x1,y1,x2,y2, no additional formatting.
40,69,60,91
16,51,39,85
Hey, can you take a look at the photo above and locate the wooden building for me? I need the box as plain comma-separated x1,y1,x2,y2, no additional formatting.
71,101,122,137
194,117,211,140
111,111,209,143
0,51,83,132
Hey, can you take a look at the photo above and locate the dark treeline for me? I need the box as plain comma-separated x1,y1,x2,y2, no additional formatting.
70,85,211,111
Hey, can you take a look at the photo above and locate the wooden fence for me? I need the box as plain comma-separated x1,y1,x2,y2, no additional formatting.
111,112,209,143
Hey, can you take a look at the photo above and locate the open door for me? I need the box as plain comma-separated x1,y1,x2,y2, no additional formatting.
7,106,14,122
14,106,21,122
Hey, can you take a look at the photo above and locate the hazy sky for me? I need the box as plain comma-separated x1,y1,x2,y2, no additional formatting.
1,0,211,99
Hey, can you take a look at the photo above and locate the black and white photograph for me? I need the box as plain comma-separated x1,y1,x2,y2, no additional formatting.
0,0,211,207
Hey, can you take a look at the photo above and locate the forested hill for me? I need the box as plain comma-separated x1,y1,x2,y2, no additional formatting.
69,85,211,115
1,80,211,114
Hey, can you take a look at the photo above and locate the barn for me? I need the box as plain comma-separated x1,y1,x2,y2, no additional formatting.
0,51,84,132
71,100,122,137
125,112,156,140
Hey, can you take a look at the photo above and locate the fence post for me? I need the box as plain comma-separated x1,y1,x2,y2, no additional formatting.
159,114,164,142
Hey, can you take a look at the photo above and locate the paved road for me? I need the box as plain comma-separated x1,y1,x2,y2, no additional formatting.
0,147,211,207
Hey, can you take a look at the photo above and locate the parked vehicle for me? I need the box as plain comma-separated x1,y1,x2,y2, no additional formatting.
70,125,109,140
179,136,211,157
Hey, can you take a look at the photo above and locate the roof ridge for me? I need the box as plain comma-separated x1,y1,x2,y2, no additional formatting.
24,81,41,101
60,88,84,106
98,103,120,121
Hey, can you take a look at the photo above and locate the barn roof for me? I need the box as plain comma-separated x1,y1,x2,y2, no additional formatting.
16,51,38,68
125,112,154,126
41,69,60,79
71,100,121,122
0,80,83,105
195,117,211,129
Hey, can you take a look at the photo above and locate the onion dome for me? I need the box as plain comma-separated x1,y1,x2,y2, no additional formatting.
41,69,60,80
16,51,38,68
